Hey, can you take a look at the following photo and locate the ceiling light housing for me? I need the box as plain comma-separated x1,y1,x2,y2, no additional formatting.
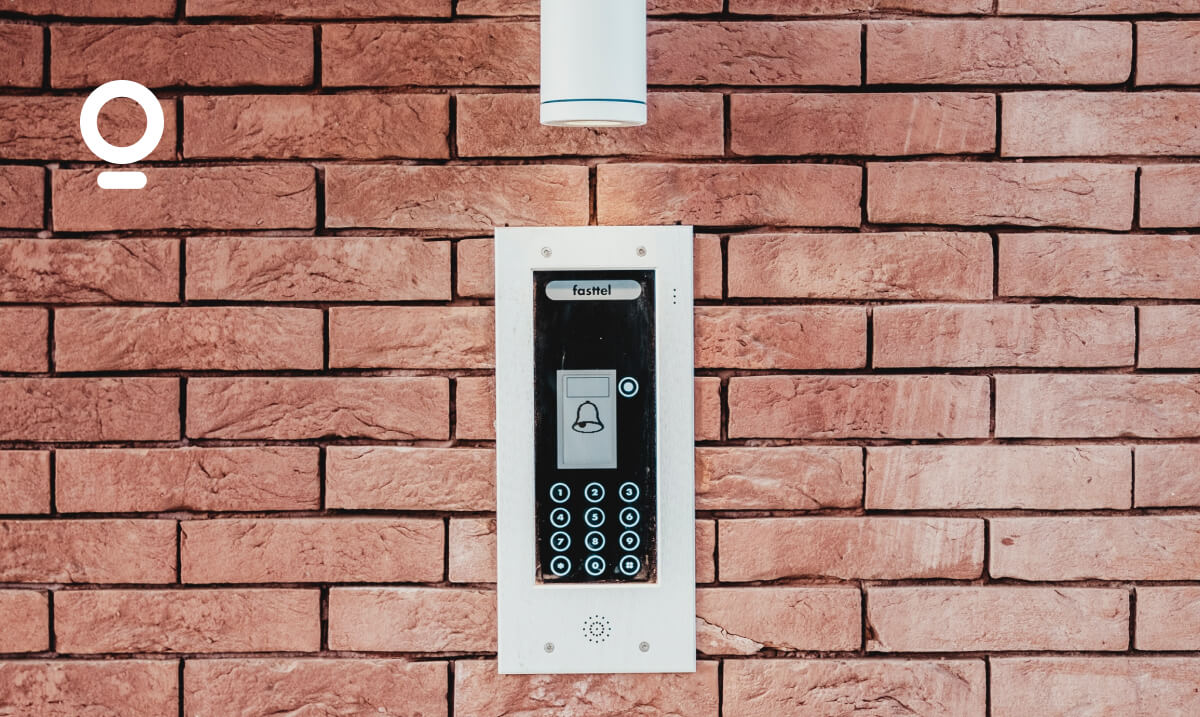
540,0,647,128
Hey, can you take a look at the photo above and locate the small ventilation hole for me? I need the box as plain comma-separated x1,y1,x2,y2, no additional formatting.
582,615,612,644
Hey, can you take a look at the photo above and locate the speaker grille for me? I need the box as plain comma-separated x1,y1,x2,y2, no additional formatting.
581,615,612,644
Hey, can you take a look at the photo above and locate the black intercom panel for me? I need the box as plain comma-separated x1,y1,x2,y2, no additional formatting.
533,269,657,583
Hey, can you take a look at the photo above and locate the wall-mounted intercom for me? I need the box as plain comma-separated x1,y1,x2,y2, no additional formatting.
495,226,695,674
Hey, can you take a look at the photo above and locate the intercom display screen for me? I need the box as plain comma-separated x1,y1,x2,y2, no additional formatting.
533,270,657,583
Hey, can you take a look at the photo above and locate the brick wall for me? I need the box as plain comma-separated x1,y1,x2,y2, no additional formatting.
1,0,1199,714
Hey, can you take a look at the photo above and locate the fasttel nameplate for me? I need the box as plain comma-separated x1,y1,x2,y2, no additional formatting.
495,226,695,674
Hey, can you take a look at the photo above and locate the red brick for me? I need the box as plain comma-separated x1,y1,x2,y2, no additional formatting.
185,94,448,160
182,518,443,584
1140,305,1200,367
733,93,994,156
1139,22,1200,85
458,92,723,158
0,451,49,514
0,519,175,583
51,25,313,87
868,587,1129,652
0,97,177,161
649,21,859,85
0,165,43,229
1136,445,1200,507
55,307,322,372
1002,234,1200,298
448,518,716,584
330,306,493,369
733,0,989,12
0,308,47,373
724,660,986,717
0,239,177,304
0,591,47,652
188,0,449,17
997,374,1200,438
460,0,721,14
991,516,1200,580
1141,166,1200,228
720,517,983,581
0,661,178,717
868,446,1131,510
696,306,866,369
455,376,495,440
4,0,174,16
869,162,1135,230
1137,587,1200,650
695,377,722,442
697,446,862,510
322,22,536,86
0,24,42,87
874,304,1134,368
598,163,861,227
56,447,320,513
728,232,992,300
1000,0,1200,13
449,517,497,583
0,378,179,442
697,587,860,654
457,376,722,442
729,375,989,439
454,660,719,716
55,589,319,654
187,236,449,302
185,659,448,717
992,657,1200,716
327,447,494,511
328,587,495,652
53,166,316,232
868,20,1130,85
1005,92,1200,156
326,165,588,230
187,377,448,440
457,235,721,299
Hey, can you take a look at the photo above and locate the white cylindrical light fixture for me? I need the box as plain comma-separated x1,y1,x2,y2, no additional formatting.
540,0,647,127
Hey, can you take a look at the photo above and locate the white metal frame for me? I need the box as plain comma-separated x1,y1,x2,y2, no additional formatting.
495,225,695,674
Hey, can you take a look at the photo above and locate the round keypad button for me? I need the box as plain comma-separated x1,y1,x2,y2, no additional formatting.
584,555,606,576
549,483,570,503
549,555,571,576
585,531,605,551
619,555,641,576
550,531,571,552
584,482,605,503
619,530,640,551
618,482,640,502
618,506,640,528
584,507,605,528
550,507,571,528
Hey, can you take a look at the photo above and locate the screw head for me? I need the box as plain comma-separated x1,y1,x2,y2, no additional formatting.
544,642,555,653
541,247,552,257
638,641,650,652
636,246,647,257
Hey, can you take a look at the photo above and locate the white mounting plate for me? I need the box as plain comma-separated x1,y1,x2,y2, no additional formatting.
494,226,695,674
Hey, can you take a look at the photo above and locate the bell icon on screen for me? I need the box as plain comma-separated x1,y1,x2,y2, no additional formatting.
79,80,164,190
571,401,605,433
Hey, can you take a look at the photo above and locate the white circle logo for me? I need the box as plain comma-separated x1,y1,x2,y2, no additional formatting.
80,80,164,165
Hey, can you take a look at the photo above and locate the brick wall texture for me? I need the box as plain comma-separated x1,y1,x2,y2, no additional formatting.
1,0,1199,715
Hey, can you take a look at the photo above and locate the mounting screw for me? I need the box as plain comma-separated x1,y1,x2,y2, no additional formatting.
638,641,650,652
541,247,552,257
544,642,555,653
636,246,647,257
